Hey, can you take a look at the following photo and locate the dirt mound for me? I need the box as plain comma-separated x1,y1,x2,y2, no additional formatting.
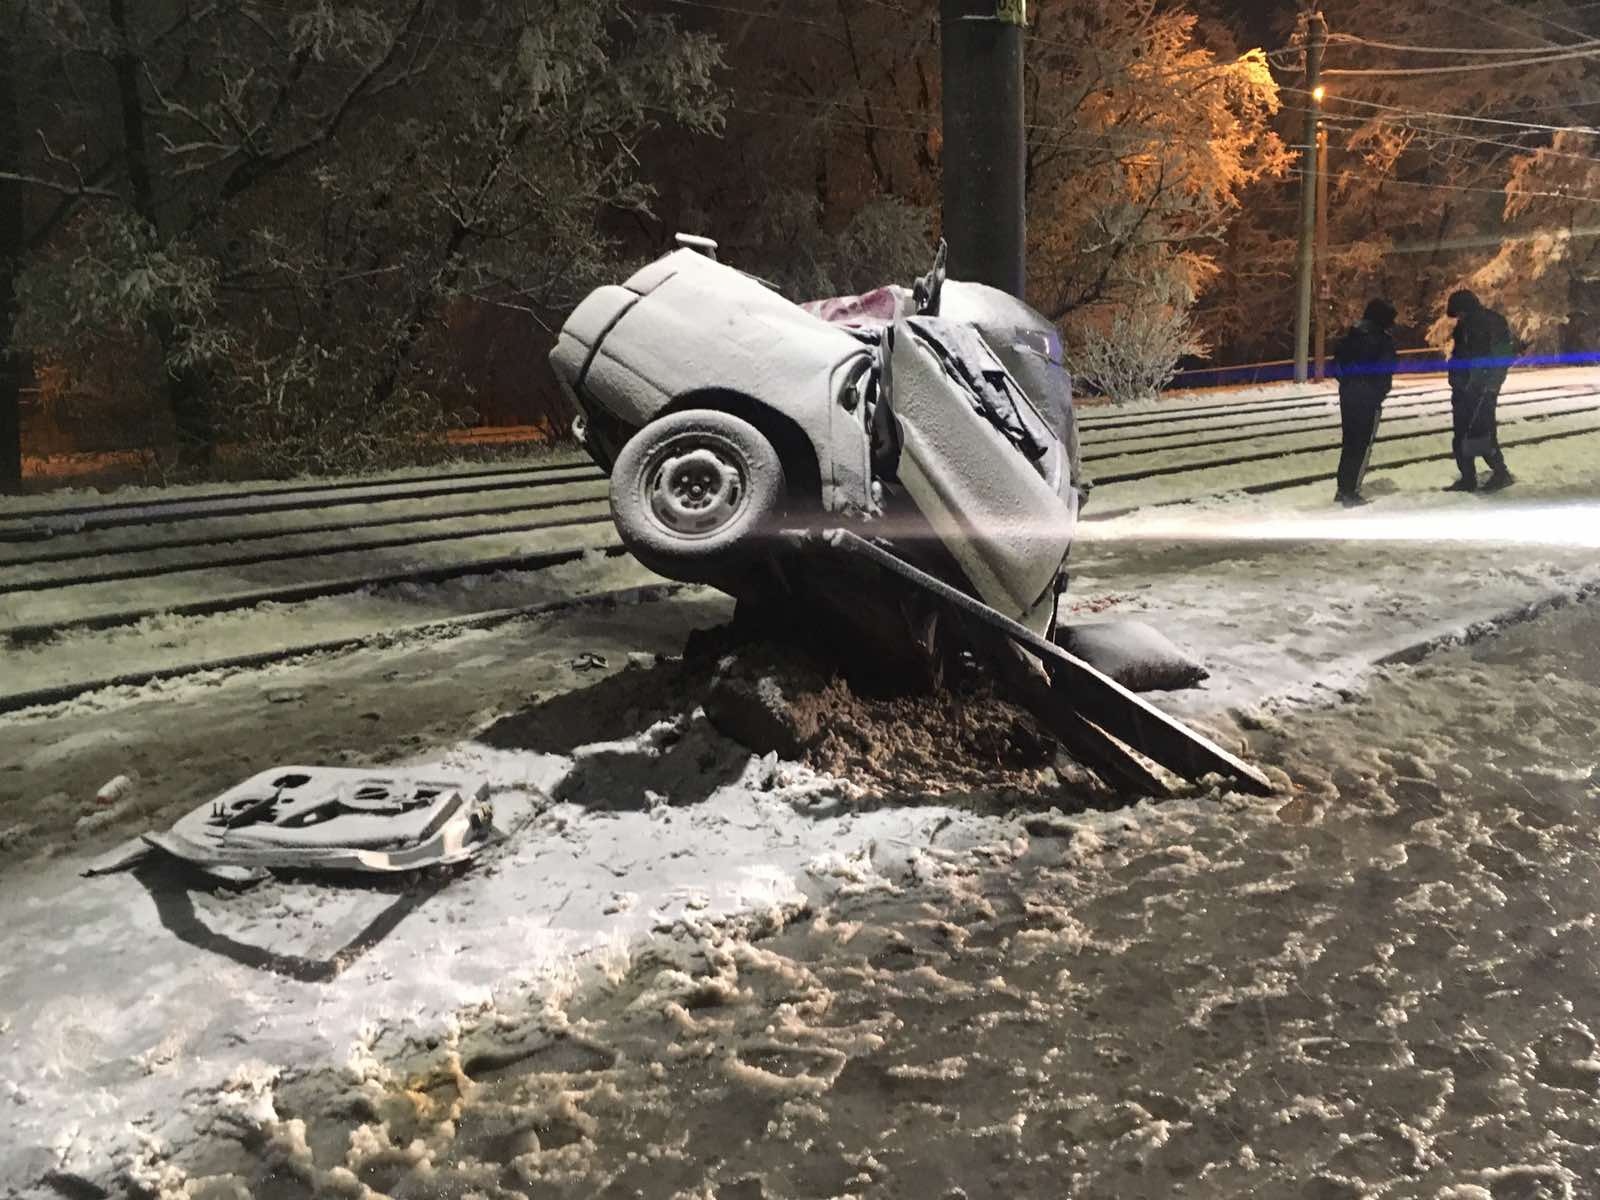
481,625,1083,804
800,678,1062,796
704,640,1068,800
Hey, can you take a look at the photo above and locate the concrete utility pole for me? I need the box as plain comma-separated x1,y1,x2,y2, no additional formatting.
1293,9,1326,383
941,0,1026,299
1313,122,1330,381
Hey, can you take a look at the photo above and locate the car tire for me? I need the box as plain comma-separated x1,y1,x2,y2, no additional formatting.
609,408,786,584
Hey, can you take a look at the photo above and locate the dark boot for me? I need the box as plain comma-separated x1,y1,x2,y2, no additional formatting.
1482,447,1512,491
1443,476,1477,493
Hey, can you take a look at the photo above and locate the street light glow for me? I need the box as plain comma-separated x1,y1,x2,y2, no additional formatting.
1312,84,1326,102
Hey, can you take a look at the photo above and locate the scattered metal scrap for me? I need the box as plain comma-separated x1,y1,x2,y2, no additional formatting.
86,766,497,882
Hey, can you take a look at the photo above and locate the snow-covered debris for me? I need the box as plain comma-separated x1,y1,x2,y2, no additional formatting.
85,765,500,879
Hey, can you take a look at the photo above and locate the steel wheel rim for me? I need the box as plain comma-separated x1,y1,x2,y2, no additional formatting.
643,438,749,539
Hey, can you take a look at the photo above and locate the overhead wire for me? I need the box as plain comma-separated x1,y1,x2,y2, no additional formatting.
1478,0,1593,41
1491,95,1600,117
651,0,838,31
1287,163,1600,205
1281,87,1600,136
1321,43,1600,77
1275,100,1600,168
1326,32,1600,56
97,2,1600,243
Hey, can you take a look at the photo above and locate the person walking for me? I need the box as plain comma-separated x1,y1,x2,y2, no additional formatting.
1443,289,1516,493
1330,298,1398,506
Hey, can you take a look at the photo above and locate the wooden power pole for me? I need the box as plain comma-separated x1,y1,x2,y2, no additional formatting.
941,0,1027,299
1314,122,1329,381
1294,10,1326,383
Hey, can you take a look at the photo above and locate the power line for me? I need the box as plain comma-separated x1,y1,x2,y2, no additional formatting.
739,86,1267,154
652,0,838,31
1489,96,1600,117
1288,163,1600,205
1283,87,1600,136
1478,0,1593,41
1327,32,1600,56
1276,99,1600,168
1322,43,1600,77
1353,117,1600,167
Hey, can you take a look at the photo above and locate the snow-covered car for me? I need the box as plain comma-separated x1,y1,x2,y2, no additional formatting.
548,239,1082,637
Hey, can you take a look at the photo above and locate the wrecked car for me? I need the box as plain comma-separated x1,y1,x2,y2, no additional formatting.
549,239,1078,640
550,239,1272,797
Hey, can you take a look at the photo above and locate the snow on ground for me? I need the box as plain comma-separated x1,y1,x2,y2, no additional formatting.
0,471,605,565
1089,405,1600,511
6,370,1600,1195
1086,384,1589,473
1085,375,1354,416
0,480,611,587
0,509,618,639
62,596,1600,1198
1076,370,1459,422
0,446,586,518
1067,383,1600,723
1084,381,1466,456
1,554,660,699
0,591,1016,1195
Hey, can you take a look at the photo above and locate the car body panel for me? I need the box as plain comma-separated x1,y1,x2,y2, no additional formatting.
551,285,638,393
553,249,875,514
888,318,1074,633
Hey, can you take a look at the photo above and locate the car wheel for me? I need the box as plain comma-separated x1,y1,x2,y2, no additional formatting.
609,408,786,583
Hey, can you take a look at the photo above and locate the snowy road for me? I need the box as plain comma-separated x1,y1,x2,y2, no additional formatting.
6,369,1600,1195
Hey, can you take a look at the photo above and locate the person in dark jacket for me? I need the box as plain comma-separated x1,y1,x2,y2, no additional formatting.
1443,289,1515,492
1331,298,1398,505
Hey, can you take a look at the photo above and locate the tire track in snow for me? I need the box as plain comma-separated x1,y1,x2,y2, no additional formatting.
1083,384,1587,460
0,462,603,542
0,454,590,525
0,506,612,595
1076,378,1446,431
1085,414,1600,520
0,479,612,570
0,579,683,717
1087,393,1600,485
8,370,1598,712
0,527,624,644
